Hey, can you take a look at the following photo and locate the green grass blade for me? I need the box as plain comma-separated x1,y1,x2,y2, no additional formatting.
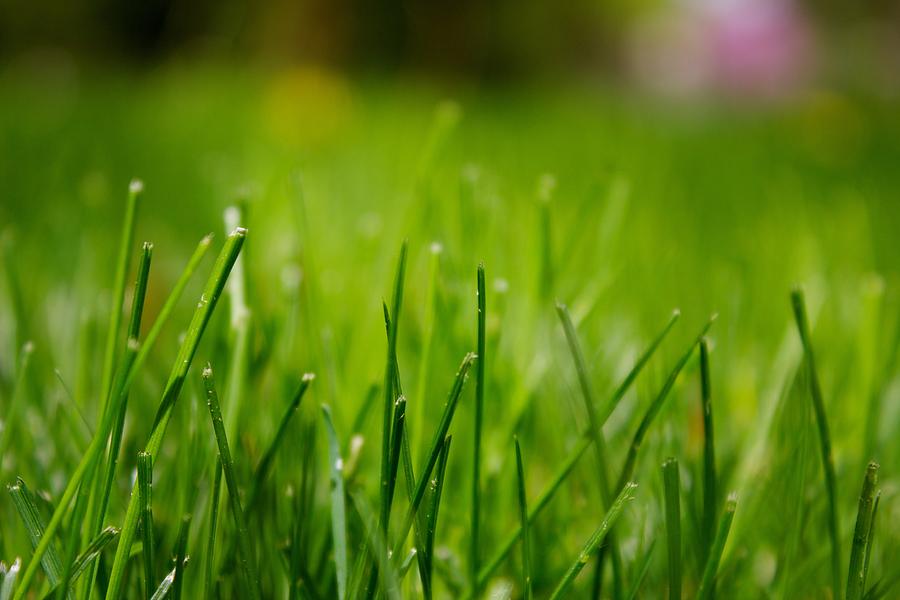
138,452,155,600
351,491,401,600
0,342,34,474
1,560,21,600
548,482,637,600
615,315,716,493
662,458,681,600
379,241,408,535
386,395,407,514
246,373,315,511
41,528,121,600
848,462,879,600
400,424,431,598
470,263,486,593
201,365,260,600
699,338,716,564
12,234,213,600
148,566,176,600
391,352,476,560
103,228,245,600
791,288,841,600
862,491,881,594
171,515,190,600
321,405,348,600
204,460,222,599
98,179,141,414
624,539,656,600
8,478,64,587
473,309,679,592
696,493,737,600
424,435,452,598
514,437,532,600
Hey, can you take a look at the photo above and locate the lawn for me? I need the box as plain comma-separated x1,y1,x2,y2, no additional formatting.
2,66,900,598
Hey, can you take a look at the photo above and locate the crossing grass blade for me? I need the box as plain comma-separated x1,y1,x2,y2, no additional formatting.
862,490,881,594
379,241,408,535
201,365,260,600
424,435,452,598
102,228,245,600
697,493,737,600
514,437,532,600
391,352,476,561
847,462,879,600
351,491,401,600
321,405,348,600
473,309,681,593
203,460,223,599
699,338,716,564
138,452,155,600
548,482,637,600
470,262,486,593
400,426,431,598
171,515,190,600
41,527,120,599
662,458,681,600
148,566,176,600
791,288,841,600
11,233,215,600
246,373,315,512
7,478,64,588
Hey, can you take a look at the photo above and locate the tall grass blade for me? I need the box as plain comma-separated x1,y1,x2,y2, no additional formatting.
847,462,879,600
351,491,400,600
321,405,348,600
8,478,64,587
201,365,260,600
203,460,222,599
391,352,476,559
42,528,120,599
171,515,190,600
103,228,245,600
791,288,841,599
470,263,486,593
474,309,680,592
662,458,681,600
379,241,407,535
148,566,176,600
424,435,452,598
548,482,637,600
699,338,716,564
138,452,155,600
862,491,881,594
696,493,737,600
514,437,532,600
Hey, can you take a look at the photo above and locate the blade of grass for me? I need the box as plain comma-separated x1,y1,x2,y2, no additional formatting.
203,460,222,599
246,373,315,512
699,338,716,565
400,424,431,598
201,365,260,600
379,241,407,536
624,539,656,600
1,560,21,600
791,288,841,600
42,527,120,599
696,493,737,600
386,395,407,514
171,515,190,600
0,342,34,474
424,435,452,598
548,482,638,600
222,205,251,443
514,437,532,600
662,458,681,600
861,491,880,594
8,478,64,587
847,462,879,600
103,228,246,600
321,405,348,600
391,352,476,561
473,309,680,593
80,241,153,598
555,302,620,597
351,491,401,600
138,452,155,600
148,566,176,600
470,263,486,594
11,234,213,600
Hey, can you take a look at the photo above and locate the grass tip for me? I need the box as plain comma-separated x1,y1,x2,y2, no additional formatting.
672,308,681,317
201,233,214,246
129,179,144,194
127,337,140,351
202,363,213,379
302,372,316,382
231,227,248,237
725,492,738,509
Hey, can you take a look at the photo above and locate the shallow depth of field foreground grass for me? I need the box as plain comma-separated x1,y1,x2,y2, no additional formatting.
2,69,900,598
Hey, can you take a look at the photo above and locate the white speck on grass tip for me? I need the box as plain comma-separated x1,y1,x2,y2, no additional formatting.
672,308,681,317
127,338,140,351
334,458,344,472
129,179,144,194
232,227,248,236
302,372,316,382
202,365,213,379
201,233,214,246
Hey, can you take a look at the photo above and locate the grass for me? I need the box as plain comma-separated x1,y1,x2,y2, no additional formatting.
1,71,900,598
